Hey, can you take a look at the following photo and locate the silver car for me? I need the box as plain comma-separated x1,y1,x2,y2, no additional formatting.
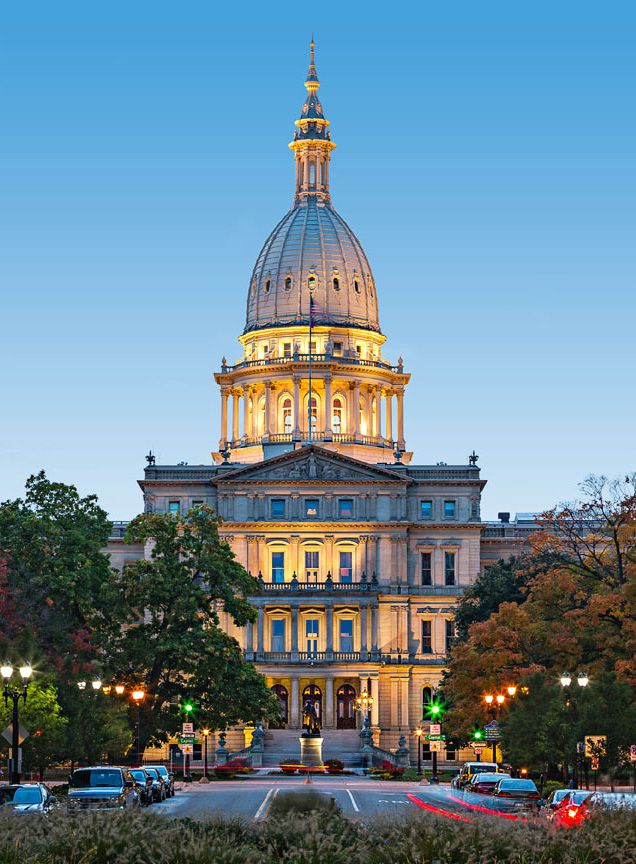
0,783,58,814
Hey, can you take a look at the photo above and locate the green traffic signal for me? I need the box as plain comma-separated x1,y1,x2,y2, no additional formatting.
472,727,483,740
182,700,195,714
424,698,446,720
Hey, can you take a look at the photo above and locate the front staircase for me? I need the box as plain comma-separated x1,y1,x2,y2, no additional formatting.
262,728,362,767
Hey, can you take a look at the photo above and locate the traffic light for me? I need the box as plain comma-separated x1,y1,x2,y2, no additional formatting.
472,726,484,741
182,699,195,715
424,698,446,720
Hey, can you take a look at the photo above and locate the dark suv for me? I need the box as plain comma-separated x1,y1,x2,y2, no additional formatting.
67,767,140,811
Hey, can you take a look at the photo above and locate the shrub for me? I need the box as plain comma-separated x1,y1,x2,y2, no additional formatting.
279,757,300,775
268,790,340,818
324,758,344,774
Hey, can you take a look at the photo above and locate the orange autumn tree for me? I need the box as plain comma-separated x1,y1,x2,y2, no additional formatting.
444,474,636,744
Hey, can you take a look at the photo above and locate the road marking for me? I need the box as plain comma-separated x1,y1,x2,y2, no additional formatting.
346,789,360,812
254,787,277,821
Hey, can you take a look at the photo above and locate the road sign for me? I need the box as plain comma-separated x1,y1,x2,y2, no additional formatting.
591,757,600,771
484,726,500,741
429,741,442,752
181,744,193,755
429,724,441,735
182,722,194,735
178,736,196,745
472,743,485,753
1,723,29,745
585,735,607,758
426,734,446,741
484,720,499,731
629,744,636,763
576,741,585,755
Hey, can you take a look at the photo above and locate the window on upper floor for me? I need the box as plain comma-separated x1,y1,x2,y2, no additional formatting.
339,551,353,583
305,550,319,581
285,276,292,291
283,342,292,358
271,551,285,584
444,500,456,518
264,278,271,294
420,500,433,519
305,498,319,517
306,618,319,653
333,341,342,354
445,619,456,651
356,344,362,356
332,397,343,433
333,277,340,291
339,619,354,652
444,551,456,586
338,498,354,518
282,398,293,434
421,620,432,654
271,618,286,652
421,552,432,585
271,499,286,518
168,501,180,516
191,500,204,511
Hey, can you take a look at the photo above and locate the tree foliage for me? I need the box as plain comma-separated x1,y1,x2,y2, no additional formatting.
0,681,67,776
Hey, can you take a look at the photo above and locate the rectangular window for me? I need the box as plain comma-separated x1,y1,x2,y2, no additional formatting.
356,345,362,356
271,498,286,518
420,500,433,519
306,618,319,654
444,500,456,518
191,499,203,509
333,341,343,355
339,619,354,652
271,619,285,652
421,552,432,585
271,551,285,584
305,550,319,581
309,341,316,354
338,498,354,518
421,620,432,654
445,551,456,586
168,501,180,516
283,342,292,358
339,551,353,583
445,619,455,651
305,498,319,517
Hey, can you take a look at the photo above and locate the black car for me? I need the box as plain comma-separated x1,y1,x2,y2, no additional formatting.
493,778,542,814
129,768,155,805
67,766,140,811
151,765,175,797
140,766,167,802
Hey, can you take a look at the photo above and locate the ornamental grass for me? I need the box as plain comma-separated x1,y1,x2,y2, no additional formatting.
0,808,634,863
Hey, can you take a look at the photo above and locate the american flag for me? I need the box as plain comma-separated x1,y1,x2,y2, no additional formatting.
309,294,321,326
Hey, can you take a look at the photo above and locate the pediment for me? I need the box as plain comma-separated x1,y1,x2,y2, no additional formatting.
216,445,408,485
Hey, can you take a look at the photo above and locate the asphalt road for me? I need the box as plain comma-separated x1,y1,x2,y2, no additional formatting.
153,777,539,822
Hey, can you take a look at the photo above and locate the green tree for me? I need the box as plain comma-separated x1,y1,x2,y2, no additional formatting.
98,508,278,745
453,557,528,640
0,681,67,779
57,684,132,769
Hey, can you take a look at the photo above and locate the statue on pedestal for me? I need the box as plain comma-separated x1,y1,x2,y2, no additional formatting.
301,697,321,737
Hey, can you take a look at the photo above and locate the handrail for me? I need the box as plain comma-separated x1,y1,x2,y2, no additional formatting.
221,353,403,374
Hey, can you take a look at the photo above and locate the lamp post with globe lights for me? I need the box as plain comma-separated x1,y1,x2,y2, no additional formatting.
2,663,33,783
131,690,145,764
559,671,589,786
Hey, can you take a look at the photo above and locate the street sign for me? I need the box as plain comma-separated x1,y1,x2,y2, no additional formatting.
182,722,194,735
585,735,607,758
484,720,499,731
472,743,485,753
429,724,441,735
576,741,585,755
429,741,442,752
1,723,29,745
181,744,193,755
426,734,446,741
484,727,500,741
178,736,196,745
591,757,600,771
629,744,636,763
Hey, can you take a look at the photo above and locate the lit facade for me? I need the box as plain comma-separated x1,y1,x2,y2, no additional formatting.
107,43,535,764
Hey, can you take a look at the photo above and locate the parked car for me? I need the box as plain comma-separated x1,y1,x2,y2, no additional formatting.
550,790,592,827
466,772,510,795
493,778,542,813
543,788,571,821
140,765,167,802
129,768,155,805
452,761,499,790
575,791,636,823
67,766,140,811
152,765,175,797
0,783,58,814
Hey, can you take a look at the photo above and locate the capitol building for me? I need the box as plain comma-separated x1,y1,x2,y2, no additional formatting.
109,43,534,765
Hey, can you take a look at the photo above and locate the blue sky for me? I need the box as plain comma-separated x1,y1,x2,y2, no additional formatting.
1,1,634,520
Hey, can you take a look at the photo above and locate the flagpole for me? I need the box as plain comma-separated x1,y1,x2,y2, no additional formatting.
308,295,313,443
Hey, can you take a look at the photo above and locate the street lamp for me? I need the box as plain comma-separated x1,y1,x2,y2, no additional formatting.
202,728,210,778
507,685,517,697
415,727,423,776
115,684,125,696
91,679,102,691
560,671,590,786
131,690,145,764
2,663,33,783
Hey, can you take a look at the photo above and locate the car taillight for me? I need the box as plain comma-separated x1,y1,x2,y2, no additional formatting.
567,807,578,819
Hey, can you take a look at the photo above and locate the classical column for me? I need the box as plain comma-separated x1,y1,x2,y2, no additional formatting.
369,675,380,726
371,604,378,653
326,605,333,655
220,387,229,444
243,387,250,438
325,677,334,728
325,535,334,576
353,380,361,439
264,383,271,437
385,389,393,442
293,376,300,436
246,621,254,653
291,535,300,578
324,375,332,437
396,388,405,445
290,676,300,728
291,606,299,655
400,679,410,731
376,385,383,439
360,605,368,655
257,607,264,654
232,389,240,442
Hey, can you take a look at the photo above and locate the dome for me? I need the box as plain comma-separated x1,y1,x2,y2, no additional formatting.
244,199,380,334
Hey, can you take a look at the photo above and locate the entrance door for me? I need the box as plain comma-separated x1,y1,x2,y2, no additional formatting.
302,684,322,727
336,684,357,729
270,684,288,728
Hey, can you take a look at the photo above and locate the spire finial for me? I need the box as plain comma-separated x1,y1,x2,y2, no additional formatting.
310,35,315,66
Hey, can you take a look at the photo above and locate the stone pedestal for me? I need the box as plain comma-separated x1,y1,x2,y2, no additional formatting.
299,736,323,767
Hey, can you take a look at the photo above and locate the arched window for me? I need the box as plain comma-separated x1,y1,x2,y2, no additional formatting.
282,397,292,434
308,396,317,433
333,276,340,291
354,278,360,294
309,162,316,184
332,397,343,434
271,684,288,728
264,278,271,294
308,275,315,291
258,397,266,435
422,687,432,720
359,398,367,436
285,276,292,291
